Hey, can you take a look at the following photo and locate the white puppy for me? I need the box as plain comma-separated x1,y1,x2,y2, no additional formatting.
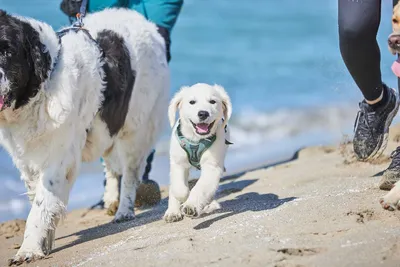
164,83,232,222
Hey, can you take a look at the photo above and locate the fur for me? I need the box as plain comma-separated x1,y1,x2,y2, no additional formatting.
381,2,400,210
0,8,169,264
97,29,135,136
388,2,400,54
164,83,232,223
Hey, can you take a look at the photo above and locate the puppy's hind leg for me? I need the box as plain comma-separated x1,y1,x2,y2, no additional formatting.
164,163,189,223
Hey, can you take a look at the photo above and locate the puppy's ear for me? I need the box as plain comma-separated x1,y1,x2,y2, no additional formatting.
168,87,187,128
214,84,232,128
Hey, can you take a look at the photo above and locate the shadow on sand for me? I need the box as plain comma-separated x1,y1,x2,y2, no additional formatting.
54,150,301,253
194,192,296,230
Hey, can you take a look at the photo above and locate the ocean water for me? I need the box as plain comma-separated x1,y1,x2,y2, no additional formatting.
0,0,398,222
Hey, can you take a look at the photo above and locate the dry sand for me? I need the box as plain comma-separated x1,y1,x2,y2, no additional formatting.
2,126,400,267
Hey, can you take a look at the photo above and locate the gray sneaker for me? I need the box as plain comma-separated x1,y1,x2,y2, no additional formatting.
380,147,400,190
353,85,400,160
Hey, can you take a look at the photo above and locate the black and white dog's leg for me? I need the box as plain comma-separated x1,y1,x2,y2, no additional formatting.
181,164,223,218
112,140,146,223
164,163,189,223
9,163,75,265
112,164,142,223
21,169,40,204
101,158,121,215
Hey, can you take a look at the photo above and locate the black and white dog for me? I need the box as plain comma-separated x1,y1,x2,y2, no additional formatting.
0,8,169,265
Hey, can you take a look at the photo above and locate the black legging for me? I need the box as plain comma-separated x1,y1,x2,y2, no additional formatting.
339,0,399,101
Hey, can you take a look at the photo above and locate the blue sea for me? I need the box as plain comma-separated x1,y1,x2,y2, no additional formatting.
0,0,398,222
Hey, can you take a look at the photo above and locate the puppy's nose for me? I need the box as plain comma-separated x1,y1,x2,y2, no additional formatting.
389,35,400,47
0,72,3,81
198,110,209,121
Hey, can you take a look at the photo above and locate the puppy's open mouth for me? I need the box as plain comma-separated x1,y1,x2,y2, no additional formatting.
191,120,215,135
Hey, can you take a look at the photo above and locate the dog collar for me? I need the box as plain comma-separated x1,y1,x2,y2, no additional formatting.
175,120,233,170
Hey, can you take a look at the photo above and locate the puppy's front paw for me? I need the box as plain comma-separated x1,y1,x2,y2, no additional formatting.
164,209,184,223
8,250,45,266
181,203,199,218
112,211,135,223
202,200,221,214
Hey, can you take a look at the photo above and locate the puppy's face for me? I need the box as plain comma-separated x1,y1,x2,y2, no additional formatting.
180,85,223,136
169,84,232,138
0,10,51,111
388,3,400,54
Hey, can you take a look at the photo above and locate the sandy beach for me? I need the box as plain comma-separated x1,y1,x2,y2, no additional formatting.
2,125,400,267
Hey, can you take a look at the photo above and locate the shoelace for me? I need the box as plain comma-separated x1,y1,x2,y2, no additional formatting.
353,103,375,135
390,147,400,159
388,147,400,170
353,110,363,132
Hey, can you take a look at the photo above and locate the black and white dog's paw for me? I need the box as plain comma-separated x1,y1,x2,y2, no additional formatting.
8,250,45,266
112,211,135,223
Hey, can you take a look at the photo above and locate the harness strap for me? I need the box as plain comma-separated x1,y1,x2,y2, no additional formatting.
52,19,104,78
223,123,233,145
56,27,98,44
175,122,216,170
74,0,89,27
175,121,233,170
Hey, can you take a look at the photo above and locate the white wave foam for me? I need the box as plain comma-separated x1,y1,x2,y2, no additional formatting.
228,104,357,148
154,103,358,154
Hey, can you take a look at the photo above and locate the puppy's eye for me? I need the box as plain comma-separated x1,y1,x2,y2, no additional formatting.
394,18,399,24
189,100,196,105
209,100,216,104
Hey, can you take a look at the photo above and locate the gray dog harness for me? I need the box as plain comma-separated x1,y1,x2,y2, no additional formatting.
175,120,232,170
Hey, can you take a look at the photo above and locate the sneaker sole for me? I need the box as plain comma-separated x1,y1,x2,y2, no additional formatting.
365,88,400,161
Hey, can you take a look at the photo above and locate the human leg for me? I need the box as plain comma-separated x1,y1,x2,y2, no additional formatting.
339,0,399,160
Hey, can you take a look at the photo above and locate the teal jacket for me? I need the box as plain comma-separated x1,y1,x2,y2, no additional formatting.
87,0,183,33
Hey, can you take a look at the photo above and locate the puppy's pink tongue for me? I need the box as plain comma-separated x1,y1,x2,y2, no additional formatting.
0,96,4,110
195,123,209,134
392,57,400,78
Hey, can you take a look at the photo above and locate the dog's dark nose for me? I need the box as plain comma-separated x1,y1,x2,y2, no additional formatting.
0,72,3,81
198,110,209,121
389,35,400,47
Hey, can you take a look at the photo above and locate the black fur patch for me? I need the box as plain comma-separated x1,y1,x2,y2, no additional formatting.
0,10,52,109
96,30,135,136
